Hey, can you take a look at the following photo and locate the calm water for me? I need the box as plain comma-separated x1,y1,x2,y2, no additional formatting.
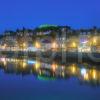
0,57,100,100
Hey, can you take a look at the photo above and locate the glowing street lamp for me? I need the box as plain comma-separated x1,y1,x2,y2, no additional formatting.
71,64,76,74
52,42,57,49
72,42,77,48
51,63,57,72
22,62,27,68
22,43,27,51
92,69,97,80
23,43,26,47
35,41,41,49
84,73,89,81
92,37,97,45
52,42,56,48
35,61,40,70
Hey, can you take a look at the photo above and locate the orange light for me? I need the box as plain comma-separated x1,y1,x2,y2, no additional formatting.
72,42,76,47
35,61,40,70
52,42,57,48
22,62,27,68
52,63,57,72
84,73,89,81
35,42,41,48
92,69,97,79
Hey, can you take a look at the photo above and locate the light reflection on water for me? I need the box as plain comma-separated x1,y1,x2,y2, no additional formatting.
0,57,100,87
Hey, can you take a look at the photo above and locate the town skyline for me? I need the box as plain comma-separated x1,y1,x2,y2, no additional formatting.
0,24,100,34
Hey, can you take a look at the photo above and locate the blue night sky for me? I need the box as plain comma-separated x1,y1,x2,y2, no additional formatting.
0,0,100,33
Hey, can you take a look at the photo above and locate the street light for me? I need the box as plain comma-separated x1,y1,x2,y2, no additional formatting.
93,37,97,45
23,43,26,47
92,69,97,80
52,42,57,48
52,42,58,51
22,43,27,51
35,41,41,49
72,42,76,48
52,63,57,72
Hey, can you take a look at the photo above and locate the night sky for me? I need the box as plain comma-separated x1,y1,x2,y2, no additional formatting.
0,0,100,33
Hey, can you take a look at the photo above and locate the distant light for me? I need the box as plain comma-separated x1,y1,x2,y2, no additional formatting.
0,58,6,62
72,42,77,47
23,43,26,47
22,62,27,68
92,70,97,79
52,42,57,49
27,60,36,64
35,42,41,48
81,68,86,76
35,61,41,69
27,47,38,51
93,37,97,44
52,63,57,72
81,40,88,44
80,38,88,44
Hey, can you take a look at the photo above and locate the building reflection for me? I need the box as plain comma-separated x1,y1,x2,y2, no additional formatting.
0,57,100,86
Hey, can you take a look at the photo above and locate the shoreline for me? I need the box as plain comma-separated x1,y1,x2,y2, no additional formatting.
1,51,100,65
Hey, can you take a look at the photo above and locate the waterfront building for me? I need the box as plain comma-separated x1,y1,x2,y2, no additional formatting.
0,26,100,53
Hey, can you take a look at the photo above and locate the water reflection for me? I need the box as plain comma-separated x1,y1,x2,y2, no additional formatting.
0,57,100,86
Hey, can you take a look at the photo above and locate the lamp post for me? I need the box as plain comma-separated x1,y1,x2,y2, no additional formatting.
35,41,41,49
